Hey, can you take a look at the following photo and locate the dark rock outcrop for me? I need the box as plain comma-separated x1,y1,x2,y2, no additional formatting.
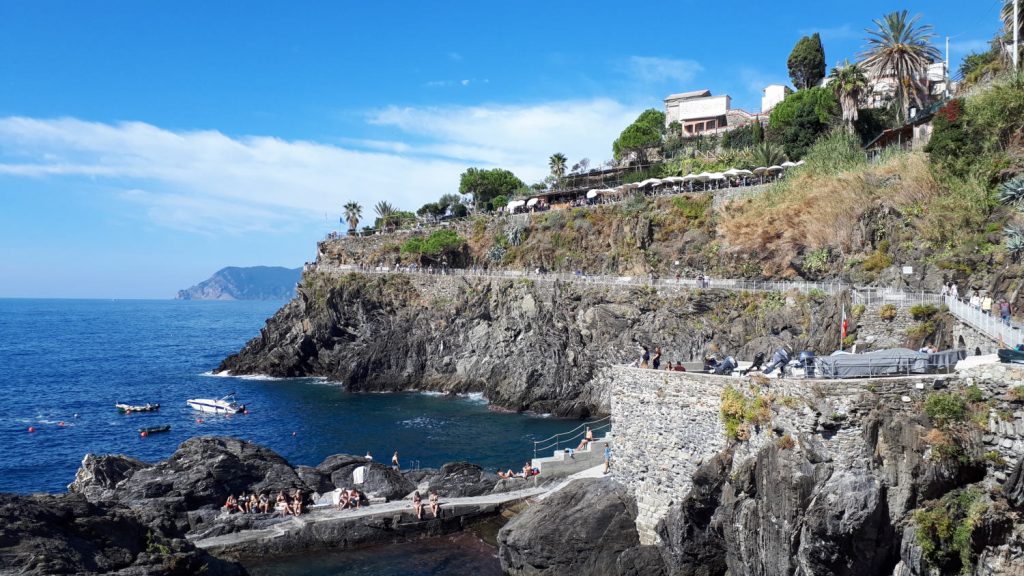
315,454,415,500
68,453,150,501
407,462,500,498
498,477,641,575
219,272,844,416
0,493,245,576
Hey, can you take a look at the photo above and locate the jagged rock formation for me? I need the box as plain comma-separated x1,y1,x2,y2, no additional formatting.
219,272,844,416
498,477,643,576
176,266,300,300
0,493,245,576
45,435,534,572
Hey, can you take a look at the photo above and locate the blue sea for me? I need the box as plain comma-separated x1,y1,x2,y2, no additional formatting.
0,298,589,573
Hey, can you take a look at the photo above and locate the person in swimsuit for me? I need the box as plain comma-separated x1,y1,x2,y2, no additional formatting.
392,451,400,470
348,488,361,509
276,491,288,515
429,491,440,518
412,491,423,519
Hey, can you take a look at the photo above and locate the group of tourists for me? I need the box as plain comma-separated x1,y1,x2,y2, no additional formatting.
333,487,365,510
943,283,1013,326
410,490,440,519
636,345,687,371
223,489,306,516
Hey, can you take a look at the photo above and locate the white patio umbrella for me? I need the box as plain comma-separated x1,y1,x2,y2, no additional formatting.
736,169,753,176
723,168,742,177
767,165,784,172
795,160,806,166
781,161,797,168
526,198,540,206
752,167,767,174
506,200,526,211
586,189,600,199
637,178,662,188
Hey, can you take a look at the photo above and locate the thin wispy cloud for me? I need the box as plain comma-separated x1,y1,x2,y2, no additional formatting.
0,99,638,234
621,56,703,85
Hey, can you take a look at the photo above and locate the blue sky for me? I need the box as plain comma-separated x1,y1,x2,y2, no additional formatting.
0,0,1003,298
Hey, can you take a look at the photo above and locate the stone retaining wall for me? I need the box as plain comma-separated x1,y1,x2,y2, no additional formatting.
610,363,1024,545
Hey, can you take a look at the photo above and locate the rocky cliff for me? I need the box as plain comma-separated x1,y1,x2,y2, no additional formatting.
218,271,844,416
499,366,1024,576
176,266,300,300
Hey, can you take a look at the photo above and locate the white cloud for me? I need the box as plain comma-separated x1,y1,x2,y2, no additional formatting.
0,99,639,234
621,56,703,84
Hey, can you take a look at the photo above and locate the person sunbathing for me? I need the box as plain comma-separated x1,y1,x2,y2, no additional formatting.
412,491,423,519
275,490,288,516
258,492,270,513
428,491,440,518
347,488,361,509
291,489,304,515
223,494,238,512
338,489,351,509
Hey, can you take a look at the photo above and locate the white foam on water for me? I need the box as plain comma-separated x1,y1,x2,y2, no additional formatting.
458,391,488,404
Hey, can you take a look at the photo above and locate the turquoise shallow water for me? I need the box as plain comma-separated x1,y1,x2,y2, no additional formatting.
0,299,587,494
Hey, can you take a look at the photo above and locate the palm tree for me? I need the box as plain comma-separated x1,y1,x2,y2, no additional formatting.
342,201,362,235
1004,1,1023,63
860,11,941,119
549,153,567,189
374,200,397,232
752,141,786,168
829,60,869,132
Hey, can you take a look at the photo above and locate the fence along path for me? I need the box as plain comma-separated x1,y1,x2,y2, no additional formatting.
310,264,1020,348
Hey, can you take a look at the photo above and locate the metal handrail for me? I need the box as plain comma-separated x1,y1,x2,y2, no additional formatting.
532,417,612,459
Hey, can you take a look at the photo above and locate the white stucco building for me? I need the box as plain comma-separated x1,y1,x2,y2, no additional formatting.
663,89,731,135
761,84,792,113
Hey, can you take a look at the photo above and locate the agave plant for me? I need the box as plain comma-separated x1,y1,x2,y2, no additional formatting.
1000,175,1024,206
505,223,526,247
1005,225,1024,261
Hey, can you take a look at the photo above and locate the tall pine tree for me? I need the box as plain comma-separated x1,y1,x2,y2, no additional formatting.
787,33,826,90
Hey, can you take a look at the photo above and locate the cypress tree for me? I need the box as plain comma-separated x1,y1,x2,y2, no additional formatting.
787,33,826,89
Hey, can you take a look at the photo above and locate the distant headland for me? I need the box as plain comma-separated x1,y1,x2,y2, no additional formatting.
176,266,301,301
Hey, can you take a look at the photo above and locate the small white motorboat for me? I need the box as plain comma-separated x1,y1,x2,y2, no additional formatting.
186,393,245,414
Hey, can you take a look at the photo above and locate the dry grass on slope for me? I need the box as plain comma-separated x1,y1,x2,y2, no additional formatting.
718,151,939,276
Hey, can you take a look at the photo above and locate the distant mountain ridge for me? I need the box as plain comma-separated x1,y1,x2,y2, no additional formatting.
176,266,301,300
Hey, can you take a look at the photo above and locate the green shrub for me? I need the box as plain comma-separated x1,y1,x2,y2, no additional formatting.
720,386,772,440
924,392,968,428
800,128,865,176
913,489,989,575
909,304,940,320
767,87,840,159
400,229,465,257
862,249,893,272
879,304,897,321
671,194,712,222
852,303,865,318
965,385,985,403
906,321,936,340
803,248,830,274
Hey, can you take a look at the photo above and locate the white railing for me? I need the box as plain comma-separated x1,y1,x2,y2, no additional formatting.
852,288,944,307
944,295,1023,349
532,415,612,459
